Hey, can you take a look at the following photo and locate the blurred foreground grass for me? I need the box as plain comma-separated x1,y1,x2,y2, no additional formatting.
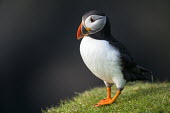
43,82,170,113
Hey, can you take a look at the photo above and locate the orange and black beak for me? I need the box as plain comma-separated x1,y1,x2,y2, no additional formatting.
76,22,89,40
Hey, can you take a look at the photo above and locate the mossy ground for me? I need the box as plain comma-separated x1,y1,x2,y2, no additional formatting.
43,82,170,113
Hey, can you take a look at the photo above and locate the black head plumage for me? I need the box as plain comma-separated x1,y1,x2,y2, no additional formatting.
82,10,112,40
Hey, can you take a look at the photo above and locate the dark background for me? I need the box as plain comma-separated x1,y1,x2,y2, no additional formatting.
0,0,169,113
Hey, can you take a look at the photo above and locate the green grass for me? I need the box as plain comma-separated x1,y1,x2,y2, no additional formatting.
43,82,170,113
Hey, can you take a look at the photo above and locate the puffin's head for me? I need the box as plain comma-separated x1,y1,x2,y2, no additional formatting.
76,10,108,40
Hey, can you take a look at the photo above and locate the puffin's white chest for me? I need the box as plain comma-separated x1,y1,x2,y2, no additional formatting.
80,36,125,86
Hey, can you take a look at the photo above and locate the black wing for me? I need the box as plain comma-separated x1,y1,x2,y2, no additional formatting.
109,40,136,69
109,39,153,82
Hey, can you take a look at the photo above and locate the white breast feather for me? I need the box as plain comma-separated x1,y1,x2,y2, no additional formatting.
80,36,126,89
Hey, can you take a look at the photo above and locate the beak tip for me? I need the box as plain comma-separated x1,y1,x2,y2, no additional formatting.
76,23,83,40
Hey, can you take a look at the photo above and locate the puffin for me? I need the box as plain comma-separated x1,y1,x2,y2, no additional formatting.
76,10,153,107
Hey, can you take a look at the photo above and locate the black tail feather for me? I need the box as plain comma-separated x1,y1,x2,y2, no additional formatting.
137,65,153,82
123,65,153,82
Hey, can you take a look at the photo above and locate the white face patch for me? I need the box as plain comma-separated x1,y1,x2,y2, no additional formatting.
83,15,106,34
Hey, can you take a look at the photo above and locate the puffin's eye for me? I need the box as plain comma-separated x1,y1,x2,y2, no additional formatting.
90,17,95,23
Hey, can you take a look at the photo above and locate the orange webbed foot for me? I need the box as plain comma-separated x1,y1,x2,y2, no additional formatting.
94,98,113,107
93,90,121,107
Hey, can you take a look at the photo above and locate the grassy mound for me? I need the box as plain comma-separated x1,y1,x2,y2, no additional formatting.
43,82,170,113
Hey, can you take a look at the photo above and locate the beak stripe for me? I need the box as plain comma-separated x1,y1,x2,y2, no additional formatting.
76,23,83,39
